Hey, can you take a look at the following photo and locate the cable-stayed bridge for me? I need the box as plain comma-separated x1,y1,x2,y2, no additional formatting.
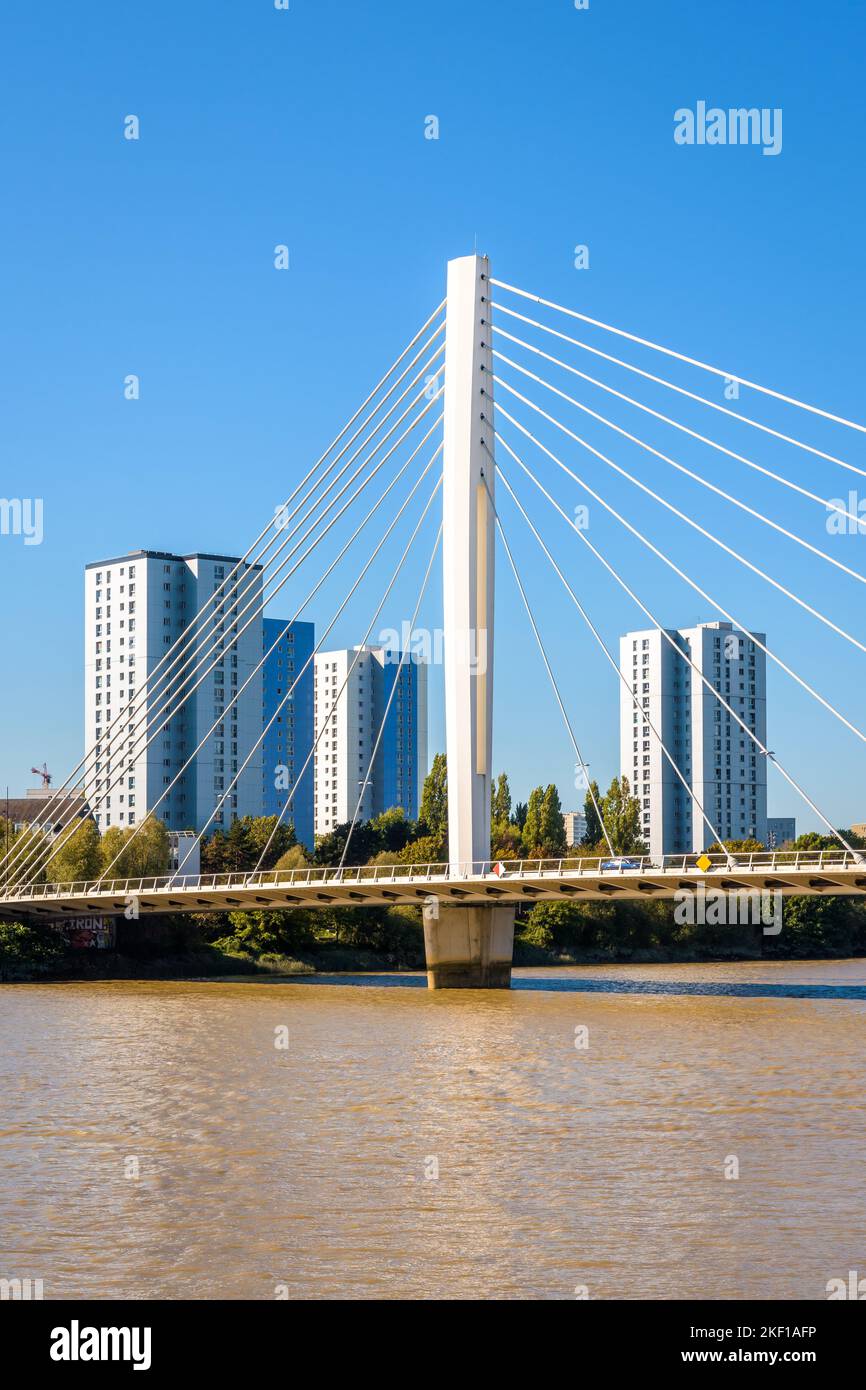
4,851,866,914
3,255,865,987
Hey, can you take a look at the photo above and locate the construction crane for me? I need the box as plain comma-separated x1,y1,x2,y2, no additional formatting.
31,762,52,789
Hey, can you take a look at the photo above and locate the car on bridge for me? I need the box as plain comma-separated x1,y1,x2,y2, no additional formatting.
600,857,642,872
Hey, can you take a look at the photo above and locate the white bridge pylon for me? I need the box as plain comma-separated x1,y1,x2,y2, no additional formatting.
442,254,495,870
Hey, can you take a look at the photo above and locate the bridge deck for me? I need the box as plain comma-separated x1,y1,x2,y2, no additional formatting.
2,852,866,919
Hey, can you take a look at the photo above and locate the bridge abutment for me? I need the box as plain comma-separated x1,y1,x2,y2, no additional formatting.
423,903,515,989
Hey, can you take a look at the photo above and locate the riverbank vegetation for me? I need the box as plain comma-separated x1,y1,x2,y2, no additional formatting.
3,765,866,980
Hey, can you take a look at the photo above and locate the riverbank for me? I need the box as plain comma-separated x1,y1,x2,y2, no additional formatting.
4,893,866,982
2,923,863,983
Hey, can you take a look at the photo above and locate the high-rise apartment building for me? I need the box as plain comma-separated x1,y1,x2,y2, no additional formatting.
84,552,264,835
313,646,428,837
261,618,315,848
619,621,767,858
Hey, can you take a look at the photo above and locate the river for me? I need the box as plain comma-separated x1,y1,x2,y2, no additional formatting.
2,959,864,1300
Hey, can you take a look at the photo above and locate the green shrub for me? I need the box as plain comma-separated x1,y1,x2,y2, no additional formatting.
0,921,67,980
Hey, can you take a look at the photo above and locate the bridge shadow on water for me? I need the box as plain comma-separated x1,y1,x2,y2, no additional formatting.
289,974,866,1001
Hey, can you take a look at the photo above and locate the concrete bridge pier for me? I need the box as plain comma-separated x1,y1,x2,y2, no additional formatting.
423,902,515,989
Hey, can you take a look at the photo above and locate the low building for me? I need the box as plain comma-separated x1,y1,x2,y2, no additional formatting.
169,831,200,877
766,816,796,848
563,810,587,847
1,789,95,837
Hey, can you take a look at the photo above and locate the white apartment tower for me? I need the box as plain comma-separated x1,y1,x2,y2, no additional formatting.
619,621,768,858
84,552,263,835
313,646,428,837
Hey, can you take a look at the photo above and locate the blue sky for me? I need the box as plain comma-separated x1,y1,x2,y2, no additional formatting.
2,0,865,831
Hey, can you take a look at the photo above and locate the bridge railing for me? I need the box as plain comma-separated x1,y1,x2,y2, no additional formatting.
2,847,865,905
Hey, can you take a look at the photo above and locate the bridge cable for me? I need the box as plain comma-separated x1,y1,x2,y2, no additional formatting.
493,384,866,659
492,301,866,481
490,280,866,434
492,330,866,535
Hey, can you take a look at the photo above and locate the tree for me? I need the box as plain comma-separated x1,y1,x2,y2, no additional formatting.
522,786,544,856
197,816,297,874
225,817,254,872
0,921,67,980
600,776,644,854
0,824,47,886
582,780,603,846
45,819,102,883
100,817,171,879
540,784,567,856
709,838,765,855
491,821,523,862
221,908,314,956
766,895,866,959
246,816,297,872
395,833,447,866
140,817,172,876
491,772,512,827
369,806,411,855
200,828,228,874
312,820,379,867
519,900,590,952
791,832,837,853
274,844,309,872
513,801,528,831
419,753,448,836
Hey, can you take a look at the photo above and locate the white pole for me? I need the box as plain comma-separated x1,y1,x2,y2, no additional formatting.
442,254,495,870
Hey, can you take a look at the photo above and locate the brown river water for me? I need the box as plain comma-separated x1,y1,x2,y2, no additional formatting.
2,960,865,1300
